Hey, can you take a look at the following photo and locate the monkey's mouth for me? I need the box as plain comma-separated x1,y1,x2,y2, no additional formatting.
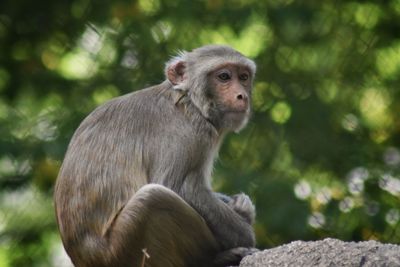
224,108,249,114
223,109,250,124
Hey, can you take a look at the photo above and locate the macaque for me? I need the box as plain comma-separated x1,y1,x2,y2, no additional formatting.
54,45,257,267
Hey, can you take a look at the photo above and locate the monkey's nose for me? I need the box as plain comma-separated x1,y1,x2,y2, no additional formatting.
236,93,248,102
234,93,249,111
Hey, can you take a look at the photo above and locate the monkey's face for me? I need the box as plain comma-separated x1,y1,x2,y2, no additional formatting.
209,64,253,132
165,46,256,133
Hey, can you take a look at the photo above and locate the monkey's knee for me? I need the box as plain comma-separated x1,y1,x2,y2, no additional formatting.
135,183,175,201
133,184,187,211
134,184,214,237
126,184,219,267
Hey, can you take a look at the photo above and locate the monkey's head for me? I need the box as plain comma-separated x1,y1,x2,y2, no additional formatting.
165,45,256,133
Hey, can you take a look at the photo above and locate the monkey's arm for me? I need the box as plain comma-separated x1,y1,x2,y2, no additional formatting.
181,183,255,250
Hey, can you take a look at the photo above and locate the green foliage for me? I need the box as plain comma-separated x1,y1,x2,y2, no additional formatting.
1,0,400,265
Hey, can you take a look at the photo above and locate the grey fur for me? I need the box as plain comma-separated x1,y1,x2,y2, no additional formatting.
54,45,257,267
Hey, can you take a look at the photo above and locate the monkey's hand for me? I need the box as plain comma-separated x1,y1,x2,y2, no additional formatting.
228,193,256,225
214,192,232,204
213,247,259,267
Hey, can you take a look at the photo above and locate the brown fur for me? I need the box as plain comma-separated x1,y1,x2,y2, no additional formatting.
54,45,257,267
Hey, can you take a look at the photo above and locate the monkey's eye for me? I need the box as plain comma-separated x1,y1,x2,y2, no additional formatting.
239,73,249,81
218,72,231,81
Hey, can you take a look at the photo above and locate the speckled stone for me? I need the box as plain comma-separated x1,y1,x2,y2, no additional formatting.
240,238,400,267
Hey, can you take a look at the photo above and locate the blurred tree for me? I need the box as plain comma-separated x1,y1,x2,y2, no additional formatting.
1,0,400,266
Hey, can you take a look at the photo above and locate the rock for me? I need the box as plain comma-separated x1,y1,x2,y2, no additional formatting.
240,238,400,267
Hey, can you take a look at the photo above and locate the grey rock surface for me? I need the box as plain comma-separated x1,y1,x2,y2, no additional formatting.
240,238,400,267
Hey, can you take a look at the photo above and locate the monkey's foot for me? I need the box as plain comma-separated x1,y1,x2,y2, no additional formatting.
213,247,259,267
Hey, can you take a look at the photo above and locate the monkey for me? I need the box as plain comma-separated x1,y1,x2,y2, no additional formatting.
54,45,257,267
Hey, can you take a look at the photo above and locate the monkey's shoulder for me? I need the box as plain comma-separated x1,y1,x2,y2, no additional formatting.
84,83,167,116
96,83,165,108
73,83,180,137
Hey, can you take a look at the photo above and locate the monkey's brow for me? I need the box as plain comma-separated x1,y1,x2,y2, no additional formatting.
213,63,252,73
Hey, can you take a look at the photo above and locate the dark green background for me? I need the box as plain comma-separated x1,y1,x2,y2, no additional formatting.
1,0,400,266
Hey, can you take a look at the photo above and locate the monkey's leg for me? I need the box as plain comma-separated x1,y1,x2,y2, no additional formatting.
107,184,220,267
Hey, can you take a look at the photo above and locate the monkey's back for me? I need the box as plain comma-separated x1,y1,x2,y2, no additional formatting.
54,82,215,255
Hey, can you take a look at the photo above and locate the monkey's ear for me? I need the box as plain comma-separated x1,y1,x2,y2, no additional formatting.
166,61,186,86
